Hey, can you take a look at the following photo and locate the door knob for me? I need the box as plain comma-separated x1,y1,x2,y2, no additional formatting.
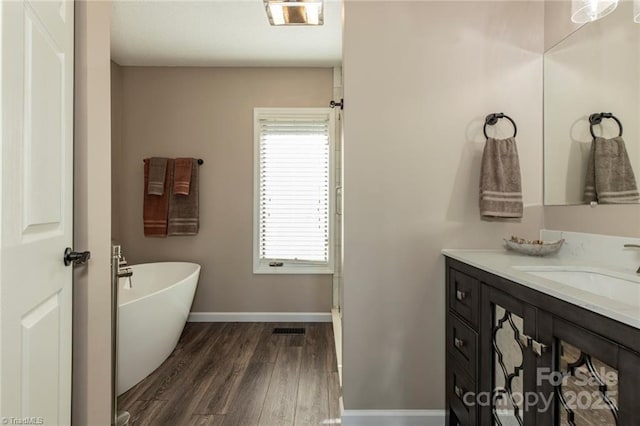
64,247,91,266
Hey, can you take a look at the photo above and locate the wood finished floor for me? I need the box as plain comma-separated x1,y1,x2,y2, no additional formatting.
118,322,341,426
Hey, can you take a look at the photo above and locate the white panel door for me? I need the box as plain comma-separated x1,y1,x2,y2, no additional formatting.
1,1,74,425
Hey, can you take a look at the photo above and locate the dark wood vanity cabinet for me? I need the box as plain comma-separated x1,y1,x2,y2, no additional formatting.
445,257,640,426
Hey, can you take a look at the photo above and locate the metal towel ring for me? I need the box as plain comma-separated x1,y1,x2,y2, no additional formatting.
483,113,517,139
589,112,623,139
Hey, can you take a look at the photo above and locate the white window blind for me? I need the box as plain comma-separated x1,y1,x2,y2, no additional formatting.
255,111,333,272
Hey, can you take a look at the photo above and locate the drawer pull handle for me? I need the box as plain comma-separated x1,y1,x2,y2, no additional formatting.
454,385,464,399
456,290,467,301
454,337,465,349
532,340,548,357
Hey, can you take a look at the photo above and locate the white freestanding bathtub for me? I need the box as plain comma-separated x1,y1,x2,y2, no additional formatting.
117,262,200,395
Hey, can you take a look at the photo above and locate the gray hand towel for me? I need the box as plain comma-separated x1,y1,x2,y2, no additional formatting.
147,157,168,196
168,161,199,236
479,137,523,219
584,136,639,204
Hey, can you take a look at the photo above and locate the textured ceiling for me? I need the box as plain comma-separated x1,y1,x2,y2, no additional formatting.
111,0,343,67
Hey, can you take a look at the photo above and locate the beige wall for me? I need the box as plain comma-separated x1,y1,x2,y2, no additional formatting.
544,0,583,50
342,1,545,410
73,1,113,425
544,205,640,237
112,67,334,313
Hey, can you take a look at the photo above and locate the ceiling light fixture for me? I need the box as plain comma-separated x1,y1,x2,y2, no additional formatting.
571,0,619,23
264,0,324,26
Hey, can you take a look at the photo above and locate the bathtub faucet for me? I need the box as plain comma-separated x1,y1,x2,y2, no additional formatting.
118,267,133,279
117,258,133,278
113,245,133,279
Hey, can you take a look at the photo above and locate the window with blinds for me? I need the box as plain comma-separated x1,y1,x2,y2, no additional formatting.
253,108,334,274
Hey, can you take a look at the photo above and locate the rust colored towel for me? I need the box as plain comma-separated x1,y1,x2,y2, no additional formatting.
168,160,199,236
143,158,173,237
147,157,168,195
173,158,194,196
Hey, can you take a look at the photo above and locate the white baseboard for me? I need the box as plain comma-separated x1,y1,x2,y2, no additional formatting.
187,312,332,323
341,410,446,426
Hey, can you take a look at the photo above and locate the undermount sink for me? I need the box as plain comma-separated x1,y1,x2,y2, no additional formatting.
513,266,640,307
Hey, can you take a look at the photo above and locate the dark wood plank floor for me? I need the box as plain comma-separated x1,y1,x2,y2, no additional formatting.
118,322,340,426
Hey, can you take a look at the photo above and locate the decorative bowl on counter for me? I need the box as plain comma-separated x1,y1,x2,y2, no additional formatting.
503,236,565,257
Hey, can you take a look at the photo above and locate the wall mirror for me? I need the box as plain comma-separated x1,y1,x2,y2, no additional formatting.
544,0,640,205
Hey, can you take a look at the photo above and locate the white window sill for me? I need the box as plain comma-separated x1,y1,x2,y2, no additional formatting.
253,263,334,275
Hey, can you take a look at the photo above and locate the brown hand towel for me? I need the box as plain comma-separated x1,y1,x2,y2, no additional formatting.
168,160,199,236
479,137,523,219
144,158,173,237
147,157,168,196
584,136,639,204
173,158,194,196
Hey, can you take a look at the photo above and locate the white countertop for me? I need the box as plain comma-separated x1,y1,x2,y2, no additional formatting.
442,248,640,330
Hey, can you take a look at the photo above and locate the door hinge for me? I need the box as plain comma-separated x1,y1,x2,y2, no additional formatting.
329,98,344,110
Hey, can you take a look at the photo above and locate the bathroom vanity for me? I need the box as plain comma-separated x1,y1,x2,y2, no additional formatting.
443,231,640,426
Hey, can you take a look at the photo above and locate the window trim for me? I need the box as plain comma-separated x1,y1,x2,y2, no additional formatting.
253,107,336,275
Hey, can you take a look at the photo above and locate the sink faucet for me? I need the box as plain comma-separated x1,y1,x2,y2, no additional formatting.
623,244,640,273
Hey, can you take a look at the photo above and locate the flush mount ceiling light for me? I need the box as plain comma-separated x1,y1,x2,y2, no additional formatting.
264,0,324,26
571,0,619,23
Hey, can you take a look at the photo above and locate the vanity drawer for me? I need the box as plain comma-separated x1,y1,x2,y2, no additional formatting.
447,313,478,378
448,363,477,426
449,268,480,329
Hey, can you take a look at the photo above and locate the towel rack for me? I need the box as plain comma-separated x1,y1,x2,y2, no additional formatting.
143,158,204,165
483,113,517,139
589,112,623,139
